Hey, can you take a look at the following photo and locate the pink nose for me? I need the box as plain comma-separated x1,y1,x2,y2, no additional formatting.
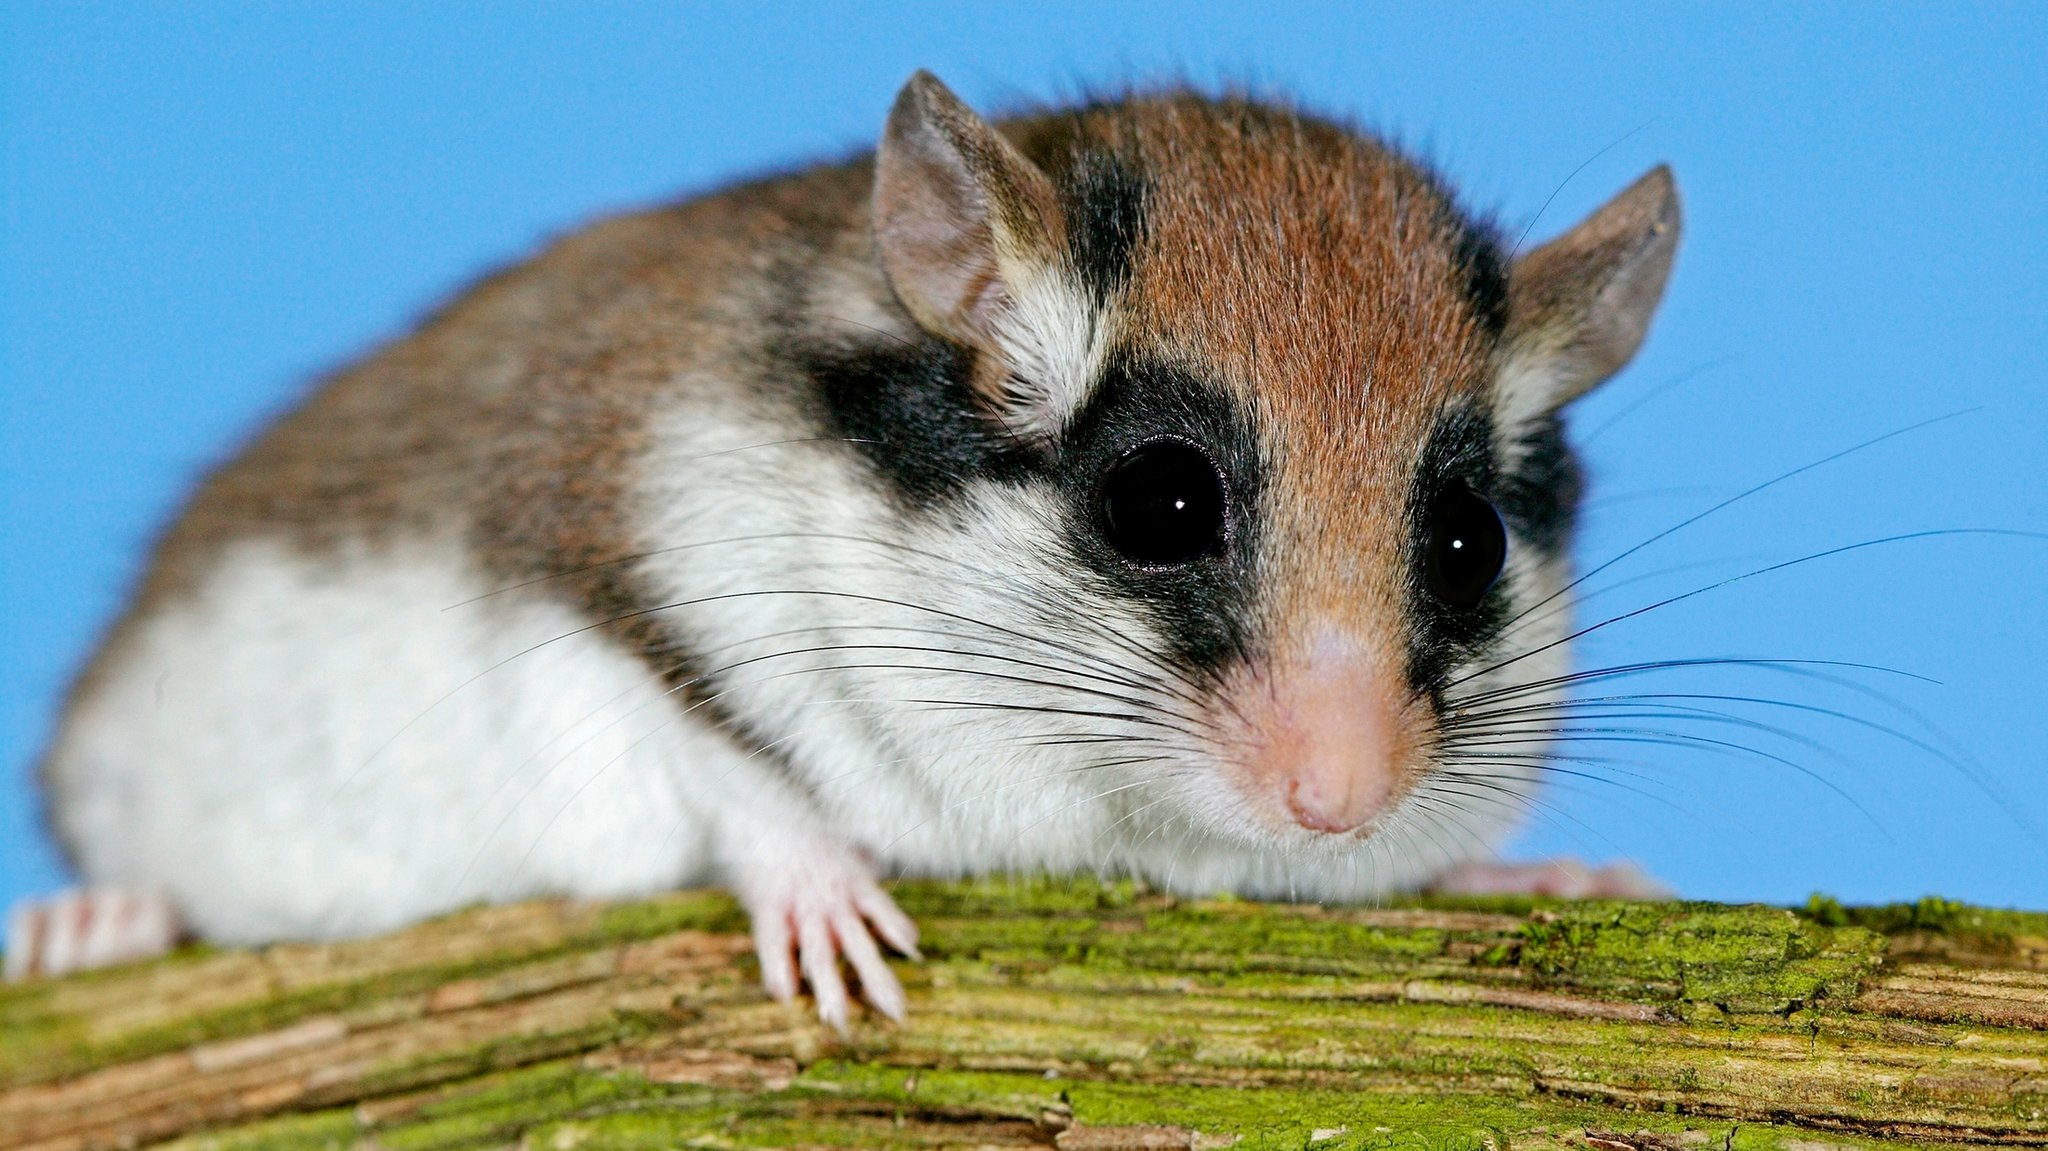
1249,632,1402,835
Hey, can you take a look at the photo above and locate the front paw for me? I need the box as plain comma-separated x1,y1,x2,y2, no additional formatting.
736,843,921,1032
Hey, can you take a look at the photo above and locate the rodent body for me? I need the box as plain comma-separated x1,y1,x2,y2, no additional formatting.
26,74,1679,1021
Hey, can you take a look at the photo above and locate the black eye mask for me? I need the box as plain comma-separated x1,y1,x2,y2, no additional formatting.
1405,403,1514,693
1403,397,1585,698
1056,353,1265,676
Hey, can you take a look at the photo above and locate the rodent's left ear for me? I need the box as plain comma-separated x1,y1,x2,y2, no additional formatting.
874,71,1067,355
1499,166,1681,416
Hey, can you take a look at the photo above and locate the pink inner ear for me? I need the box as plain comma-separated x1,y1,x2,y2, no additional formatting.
875,149,1008,343
1230,630,1409,836
1504,164,1681,409
872,72,1061,353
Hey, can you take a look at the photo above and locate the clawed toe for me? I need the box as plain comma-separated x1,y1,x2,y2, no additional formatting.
4,888,182,982
741,849,920,1032
769,895,914,1031
831,905,907,1021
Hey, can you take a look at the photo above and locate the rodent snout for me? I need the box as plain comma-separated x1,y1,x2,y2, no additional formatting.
1228,630,1415,836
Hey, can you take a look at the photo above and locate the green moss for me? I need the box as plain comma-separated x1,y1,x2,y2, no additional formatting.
10,951,554,1087
0,942,241,1082
159,1108,361,1151
346,1017,658,1107
1801,892,1854,927
908,880,1890,1009
1803,892,2048,946
890,873,1144,918
6,893,745,1090
914,914,1108,965
0,989,71,1082
10,878,1907,1085
590,890,747,940
374,1062,689,1151
139,1029,1959,1151
1122,906,1449,971
790,1064,1930,1151
798,1060,1061,1116
1395,892,1557,917
1515,902,1884,1012
918,908,1450,979
340,1054,1979,1151
530,1104,1035,1151
353,1060,1027,1151
909,887,1891,1012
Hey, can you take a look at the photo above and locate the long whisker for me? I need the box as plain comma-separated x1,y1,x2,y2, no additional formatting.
449,526,1203,703
1447,528,2045,694
1435,761,1677,806
657,619,1180,701
1447,690,1968,775
672,641,1211,733
340,582,1194,792
1506,121,1654,261
1498,555,1755,642
1451,724,1885,833
1496,409,1981,639
1445,656,1939,713
996,773,1176,855
1411,775,1651,862
446,527,1164,673
1576,355,1737,445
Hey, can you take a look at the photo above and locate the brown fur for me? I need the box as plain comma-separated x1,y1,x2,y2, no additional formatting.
1103,99,1499,804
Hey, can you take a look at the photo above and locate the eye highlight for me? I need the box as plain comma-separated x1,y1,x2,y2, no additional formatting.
1423,484,1507,609
1099,439,1227,565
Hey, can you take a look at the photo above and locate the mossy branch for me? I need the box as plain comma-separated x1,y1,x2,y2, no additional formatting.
4,881,2047,1150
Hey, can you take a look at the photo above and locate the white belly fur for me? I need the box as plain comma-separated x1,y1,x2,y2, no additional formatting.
45,536,726,945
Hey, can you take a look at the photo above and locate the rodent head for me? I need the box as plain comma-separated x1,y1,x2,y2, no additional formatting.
804,72,1678,881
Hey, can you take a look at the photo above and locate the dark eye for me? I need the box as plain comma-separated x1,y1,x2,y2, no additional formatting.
1424,484,1507,610
1100,439,1227,565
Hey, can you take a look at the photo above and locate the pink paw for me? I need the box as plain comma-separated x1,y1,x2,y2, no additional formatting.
4,888,182,981
738,845,920,1033
1430,859,1672,900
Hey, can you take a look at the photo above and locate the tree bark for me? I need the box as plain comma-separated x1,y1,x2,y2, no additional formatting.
3,881,2045,1150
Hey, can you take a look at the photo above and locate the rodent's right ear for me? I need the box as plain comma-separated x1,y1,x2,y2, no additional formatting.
1499,166,1682,419
873,71,1067,354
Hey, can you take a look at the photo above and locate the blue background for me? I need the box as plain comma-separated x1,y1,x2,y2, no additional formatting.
4,4,2044,913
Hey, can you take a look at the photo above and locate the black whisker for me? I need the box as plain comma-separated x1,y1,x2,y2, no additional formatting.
1448,529,2042,695
1496,409,1981,641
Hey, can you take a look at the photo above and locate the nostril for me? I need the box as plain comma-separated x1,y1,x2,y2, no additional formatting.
1286,778,1364,835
